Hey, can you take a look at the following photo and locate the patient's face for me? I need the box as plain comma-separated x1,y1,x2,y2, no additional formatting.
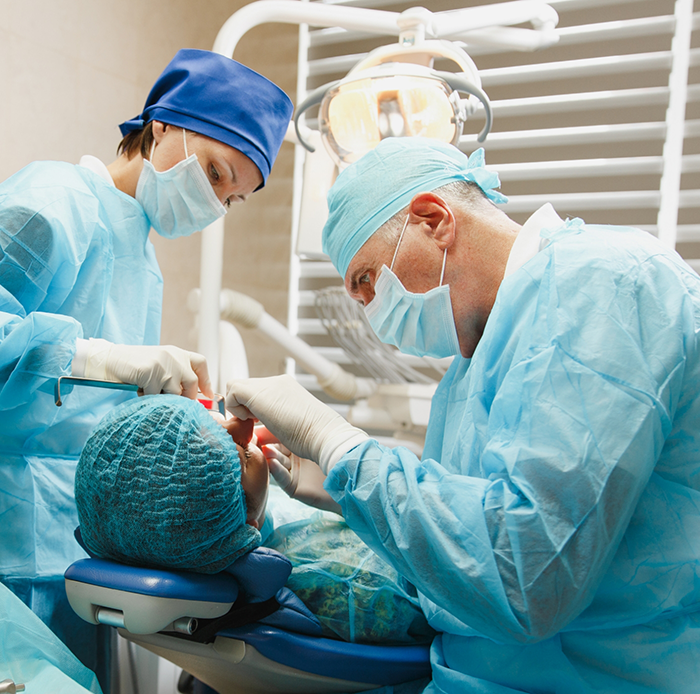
236,437,269,531
211,412,269,530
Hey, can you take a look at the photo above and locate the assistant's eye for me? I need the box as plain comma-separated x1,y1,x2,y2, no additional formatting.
359,273,370,285
210,164,220,182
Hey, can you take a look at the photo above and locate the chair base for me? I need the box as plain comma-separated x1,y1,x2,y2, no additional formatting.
121,629,379,694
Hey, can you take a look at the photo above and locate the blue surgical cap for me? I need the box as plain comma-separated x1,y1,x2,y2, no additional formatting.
322,138,508,279
119,48,293,187
75,395,260,574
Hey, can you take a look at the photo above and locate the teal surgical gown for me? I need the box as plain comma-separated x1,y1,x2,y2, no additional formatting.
0,581,102,693
0,161,162,685
327,214,700,693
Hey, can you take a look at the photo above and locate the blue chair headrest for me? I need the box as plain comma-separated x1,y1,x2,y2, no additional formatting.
73,526,292,601
224,546,292,602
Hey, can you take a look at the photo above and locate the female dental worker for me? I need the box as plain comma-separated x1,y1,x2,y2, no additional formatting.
0,48,293,688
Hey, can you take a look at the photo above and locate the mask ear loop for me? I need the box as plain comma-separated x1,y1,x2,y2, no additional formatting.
389,215,411,272
390,213,448,286
182,127,189,158
438,204,454,287
149,127,190,163
439,247,448,287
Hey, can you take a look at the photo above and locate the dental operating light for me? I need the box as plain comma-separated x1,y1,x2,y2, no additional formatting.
192,0,559,391
294,38,493,166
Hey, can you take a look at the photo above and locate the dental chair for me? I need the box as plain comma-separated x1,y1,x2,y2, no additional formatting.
64,531,431,694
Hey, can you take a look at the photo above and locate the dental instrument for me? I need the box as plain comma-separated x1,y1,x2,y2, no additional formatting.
54,376,139,407
55,375,226,416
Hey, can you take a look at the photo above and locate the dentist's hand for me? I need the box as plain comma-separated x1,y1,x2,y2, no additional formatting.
76,338,213,399
265,444,342,515
225,375,369,474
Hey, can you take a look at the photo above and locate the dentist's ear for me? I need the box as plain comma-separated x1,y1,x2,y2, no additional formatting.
407,192,456,252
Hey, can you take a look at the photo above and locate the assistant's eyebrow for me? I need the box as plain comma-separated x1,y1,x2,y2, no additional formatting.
226,164,249,203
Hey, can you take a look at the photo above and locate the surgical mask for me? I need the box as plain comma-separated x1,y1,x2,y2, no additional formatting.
136,128,226,239
364,215,461,359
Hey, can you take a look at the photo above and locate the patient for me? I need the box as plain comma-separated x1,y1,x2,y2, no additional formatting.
75,394,267,573
75,396,435,645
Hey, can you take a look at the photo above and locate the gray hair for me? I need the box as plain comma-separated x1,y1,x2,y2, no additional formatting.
373,180,494,246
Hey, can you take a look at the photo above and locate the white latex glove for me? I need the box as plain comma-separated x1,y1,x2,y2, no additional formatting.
265,444,342,515
76,338,213,399
226,375,369,474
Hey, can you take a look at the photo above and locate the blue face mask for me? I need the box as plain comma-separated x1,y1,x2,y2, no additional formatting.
136,128,226,239
364,216,461,359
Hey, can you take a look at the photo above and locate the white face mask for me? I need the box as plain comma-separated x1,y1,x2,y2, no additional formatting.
364,215,461,359
136,128,226,239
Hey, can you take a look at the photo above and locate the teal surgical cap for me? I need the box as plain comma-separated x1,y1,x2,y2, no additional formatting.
322,138,507,279
75,395,260,574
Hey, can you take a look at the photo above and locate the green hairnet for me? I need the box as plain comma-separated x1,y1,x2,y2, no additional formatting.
75,395,260,573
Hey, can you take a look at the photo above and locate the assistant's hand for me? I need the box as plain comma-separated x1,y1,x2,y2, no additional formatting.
80,338,213,399
225,374,368,474
265,444,342,515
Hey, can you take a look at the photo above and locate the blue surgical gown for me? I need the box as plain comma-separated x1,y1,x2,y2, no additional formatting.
327,217,700,693
0,161,162,683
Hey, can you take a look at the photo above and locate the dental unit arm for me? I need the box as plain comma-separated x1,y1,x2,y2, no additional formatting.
189,288,377,403
196,0,559,392
189,288,437,444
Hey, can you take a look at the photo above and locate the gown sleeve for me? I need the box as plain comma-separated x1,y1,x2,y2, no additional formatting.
0,192,85,409
325,234,699,645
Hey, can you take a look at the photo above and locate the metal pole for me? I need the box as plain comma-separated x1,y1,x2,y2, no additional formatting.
657,0,694,248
